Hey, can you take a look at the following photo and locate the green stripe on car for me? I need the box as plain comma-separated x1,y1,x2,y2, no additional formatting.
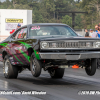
18,41,40,60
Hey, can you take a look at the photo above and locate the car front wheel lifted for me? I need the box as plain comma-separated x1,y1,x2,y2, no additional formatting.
30,53,42,77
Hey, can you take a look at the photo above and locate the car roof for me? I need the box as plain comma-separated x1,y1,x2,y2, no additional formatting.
21,23,68,28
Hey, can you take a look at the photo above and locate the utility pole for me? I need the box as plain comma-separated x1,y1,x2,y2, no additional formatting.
72,13,75,29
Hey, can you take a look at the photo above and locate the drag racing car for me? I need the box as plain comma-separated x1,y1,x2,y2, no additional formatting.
0,23,100,79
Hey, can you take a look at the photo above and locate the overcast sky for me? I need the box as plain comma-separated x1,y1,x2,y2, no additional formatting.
0,0,4,2
1,0,11,2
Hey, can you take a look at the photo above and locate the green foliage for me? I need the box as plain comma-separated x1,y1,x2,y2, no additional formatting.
0,0,99,29
78,0,100,29
62,15,72,27
75,14,83,29
33,11,44,23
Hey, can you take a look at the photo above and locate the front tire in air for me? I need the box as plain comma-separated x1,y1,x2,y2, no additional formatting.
85,58,97,76
3,55,18,79
30,54,42,77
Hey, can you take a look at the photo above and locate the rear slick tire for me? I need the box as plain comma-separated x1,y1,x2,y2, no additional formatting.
49,68,65,78
85,58,97,76
3,55,18,79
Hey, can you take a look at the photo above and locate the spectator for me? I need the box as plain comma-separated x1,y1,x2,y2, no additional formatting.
97,25,100,38
89,29,98,38
85,29,89,37
16,23,21,30
98,23,100,26
97,24,100,68
95,25,98,32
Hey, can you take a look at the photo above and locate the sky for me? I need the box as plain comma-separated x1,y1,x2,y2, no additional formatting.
1,0,11,2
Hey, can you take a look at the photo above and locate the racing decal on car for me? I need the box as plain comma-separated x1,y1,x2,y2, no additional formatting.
31,26,40,30
0,43,29,64
10,44,30,63
17,48,31,62
0,43,8,47
34,50,40,60
14,46,22,50
0,42,31,63
18,41,40,60
0,43,23,64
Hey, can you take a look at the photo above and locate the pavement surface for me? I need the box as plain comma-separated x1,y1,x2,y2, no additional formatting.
0,62,100,100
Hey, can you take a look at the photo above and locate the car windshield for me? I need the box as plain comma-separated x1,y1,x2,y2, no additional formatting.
29,25,77,37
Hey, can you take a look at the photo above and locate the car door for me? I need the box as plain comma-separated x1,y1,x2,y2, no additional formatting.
11,27,30,65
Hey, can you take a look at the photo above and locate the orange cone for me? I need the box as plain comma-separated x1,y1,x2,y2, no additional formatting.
72,64,79,69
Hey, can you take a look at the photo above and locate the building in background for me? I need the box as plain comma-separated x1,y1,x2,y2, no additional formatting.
0,9,32,42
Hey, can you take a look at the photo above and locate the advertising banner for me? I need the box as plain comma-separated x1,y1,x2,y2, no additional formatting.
5,19,23,31
5,19,23,23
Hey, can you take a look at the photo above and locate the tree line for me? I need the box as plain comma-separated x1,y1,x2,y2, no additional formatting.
0,0,100,29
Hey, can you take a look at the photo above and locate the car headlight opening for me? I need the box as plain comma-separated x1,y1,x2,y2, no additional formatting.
94,42,100,48
41,42,48,49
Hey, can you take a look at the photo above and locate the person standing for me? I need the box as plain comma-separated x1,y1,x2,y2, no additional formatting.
95,25,98,32
85,29,89,37
89,29,94,37
97,25,100,38
89,29,98,38
96,24,100,69
16,23,21,30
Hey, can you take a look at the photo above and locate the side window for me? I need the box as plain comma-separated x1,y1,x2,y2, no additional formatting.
13,29,21,39
22,28,27,39
17,28,27,39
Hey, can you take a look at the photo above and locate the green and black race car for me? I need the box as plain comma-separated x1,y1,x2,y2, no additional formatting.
0,23,100,79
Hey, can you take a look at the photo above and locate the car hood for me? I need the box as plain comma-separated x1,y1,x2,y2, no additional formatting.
38,36,100,41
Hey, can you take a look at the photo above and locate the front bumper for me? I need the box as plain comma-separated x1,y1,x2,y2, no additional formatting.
39,51,100,60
